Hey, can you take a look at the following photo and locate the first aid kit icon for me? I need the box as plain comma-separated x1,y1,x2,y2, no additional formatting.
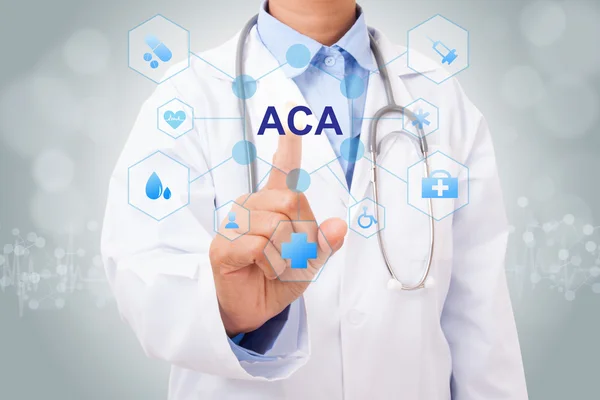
422,170,458,199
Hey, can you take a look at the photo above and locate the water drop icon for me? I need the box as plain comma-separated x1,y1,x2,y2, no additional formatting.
163,187,172,200
145,172,163,200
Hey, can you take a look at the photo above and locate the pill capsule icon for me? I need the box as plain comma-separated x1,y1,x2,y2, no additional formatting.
144,34,173,63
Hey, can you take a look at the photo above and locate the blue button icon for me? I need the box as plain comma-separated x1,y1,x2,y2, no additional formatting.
281,233,318,269
422,170,458,199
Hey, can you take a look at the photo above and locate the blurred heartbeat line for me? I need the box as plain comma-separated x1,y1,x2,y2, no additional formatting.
505,209,600,302
0,228,111,317
2,197,600,316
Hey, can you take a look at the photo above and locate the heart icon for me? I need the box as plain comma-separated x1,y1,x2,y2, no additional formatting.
163,110,186,129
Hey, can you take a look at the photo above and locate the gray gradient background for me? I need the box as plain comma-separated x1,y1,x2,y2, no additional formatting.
1,0,599,399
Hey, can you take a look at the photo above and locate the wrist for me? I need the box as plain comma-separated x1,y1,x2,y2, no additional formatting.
218,305,264,338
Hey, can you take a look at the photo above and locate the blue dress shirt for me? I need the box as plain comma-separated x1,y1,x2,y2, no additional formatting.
258,2,373,188
227,2,373,359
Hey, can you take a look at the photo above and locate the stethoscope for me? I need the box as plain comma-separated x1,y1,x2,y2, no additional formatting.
236,15,434,291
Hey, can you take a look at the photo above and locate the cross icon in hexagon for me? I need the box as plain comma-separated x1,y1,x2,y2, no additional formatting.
431,179,450,197
281,233,318,269
411,108,431,130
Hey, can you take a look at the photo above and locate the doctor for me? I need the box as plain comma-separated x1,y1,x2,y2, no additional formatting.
102,0,528,399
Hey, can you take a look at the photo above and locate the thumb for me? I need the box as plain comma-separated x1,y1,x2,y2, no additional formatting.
318,218,348,253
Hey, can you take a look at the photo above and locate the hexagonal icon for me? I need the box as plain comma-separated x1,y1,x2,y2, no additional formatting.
348,198,386,239
407,14,469,84
402,98,439,138
128,151,190,221
214,201,250,242
407,150,469,221
264,220,333,282
128,15,190,84
157,98,194,138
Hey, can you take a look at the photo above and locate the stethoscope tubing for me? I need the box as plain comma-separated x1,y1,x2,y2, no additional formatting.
368,106,435,290
237,15,259,194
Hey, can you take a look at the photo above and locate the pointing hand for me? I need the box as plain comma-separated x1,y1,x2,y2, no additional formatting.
209,115,347,336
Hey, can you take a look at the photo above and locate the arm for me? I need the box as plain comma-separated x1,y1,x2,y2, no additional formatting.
441,86,528,399
101,73,308,380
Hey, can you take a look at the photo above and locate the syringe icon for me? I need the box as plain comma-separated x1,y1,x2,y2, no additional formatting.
427,37,458,65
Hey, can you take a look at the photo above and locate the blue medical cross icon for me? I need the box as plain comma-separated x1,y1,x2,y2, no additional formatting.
412,109,431,129
432,179,449,196
281,233,318,269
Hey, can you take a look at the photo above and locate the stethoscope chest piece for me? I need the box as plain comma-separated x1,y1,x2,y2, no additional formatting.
387,278,405,291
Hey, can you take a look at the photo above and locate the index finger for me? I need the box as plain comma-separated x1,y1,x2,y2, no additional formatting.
266,103,303,190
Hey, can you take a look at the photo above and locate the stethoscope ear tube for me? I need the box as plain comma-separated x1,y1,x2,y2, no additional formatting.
237,15,260,194
368,34,435,291
368,105,434,291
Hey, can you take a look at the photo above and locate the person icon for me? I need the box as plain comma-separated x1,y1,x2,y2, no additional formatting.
225,212,239,229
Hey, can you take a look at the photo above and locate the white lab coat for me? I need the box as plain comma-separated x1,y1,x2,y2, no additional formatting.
102,25,528,400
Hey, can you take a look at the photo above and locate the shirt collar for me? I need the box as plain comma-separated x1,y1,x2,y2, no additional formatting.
257,1,375,78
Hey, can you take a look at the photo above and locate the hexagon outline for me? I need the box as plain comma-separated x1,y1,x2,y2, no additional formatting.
264,219,333,283
407,14,470,85
127,150,191,221
128,14,191,85
214,200,250,242
348,197,386,239
401,97,440,139
157,98,195,139
406,150,470,221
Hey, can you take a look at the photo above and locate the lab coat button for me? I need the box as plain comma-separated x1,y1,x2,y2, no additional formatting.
347,309,365,325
